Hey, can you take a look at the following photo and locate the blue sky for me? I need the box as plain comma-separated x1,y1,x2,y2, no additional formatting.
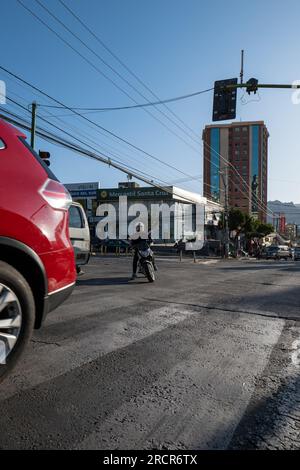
1,0,300,201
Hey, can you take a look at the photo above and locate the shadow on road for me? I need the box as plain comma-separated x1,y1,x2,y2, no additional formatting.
143,277,300,320
77,276,150,286
76,276,130,286
228,355,300,449
191,321,300,449
219,261,300,273
228,377,300,449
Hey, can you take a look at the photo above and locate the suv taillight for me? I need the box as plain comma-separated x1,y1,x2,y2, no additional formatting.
39,179,72,210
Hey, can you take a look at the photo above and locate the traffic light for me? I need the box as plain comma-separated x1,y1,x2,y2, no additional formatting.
212,78,238,121
39,150,51,166
246,77,259,94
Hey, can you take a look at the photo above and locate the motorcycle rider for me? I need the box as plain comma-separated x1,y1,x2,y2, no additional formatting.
129,222,157,280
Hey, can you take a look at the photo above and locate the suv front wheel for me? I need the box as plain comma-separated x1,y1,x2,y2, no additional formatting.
0,261,35,383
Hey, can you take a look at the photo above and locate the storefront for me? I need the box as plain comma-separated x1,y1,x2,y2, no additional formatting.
92,184,222,244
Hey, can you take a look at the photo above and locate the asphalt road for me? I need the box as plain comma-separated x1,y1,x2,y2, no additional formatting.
1,255,300,450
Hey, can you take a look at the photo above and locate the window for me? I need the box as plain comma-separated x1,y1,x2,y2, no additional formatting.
0,138,5,150
69,205,84,228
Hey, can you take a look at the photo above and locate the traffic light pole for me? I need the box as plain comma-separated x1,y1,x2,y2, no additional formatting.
220,169,229,259
30,101,37,149
213,77,300,122
225,83,300,91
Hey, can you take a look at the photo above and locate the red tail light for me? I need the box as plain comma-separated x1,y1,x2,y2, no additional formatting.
39,179,72,210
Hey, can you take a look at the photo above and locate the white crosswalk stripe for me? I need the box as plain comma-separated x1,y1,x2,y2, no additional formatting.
0,305,198,401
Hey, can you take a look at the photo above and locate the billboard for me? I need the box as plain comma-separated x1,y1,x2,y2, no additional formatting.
65,182,99,200
65,182,99,191
98,187,172,201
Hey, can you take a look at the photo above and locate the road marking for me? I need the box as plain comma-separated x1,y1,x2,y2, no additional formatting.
198,260,218,265
76,314,284,450
291,339,300,366
0,305,197,400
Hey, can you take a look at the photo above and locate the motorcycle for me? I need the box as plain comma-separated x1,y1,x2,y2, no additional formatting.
137,242,155,283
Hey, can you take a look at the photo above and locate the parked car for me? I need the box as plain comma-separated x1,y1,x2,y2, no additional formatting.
69,202,90,272
294,247,300,261
0,119,76,382
277,245,292,260
265,245,291,260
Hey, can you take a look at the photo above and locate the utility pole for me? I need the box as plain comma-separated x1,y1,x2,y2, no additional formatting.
240,49,244,85
220,169,230,259
30,101,37,149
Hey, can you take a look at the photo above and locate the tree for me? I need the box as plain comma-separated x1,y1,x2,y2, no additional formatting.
228,209,245,232
218,209,274,254
218,208,245,231
255,223,274,238
222,211,273,237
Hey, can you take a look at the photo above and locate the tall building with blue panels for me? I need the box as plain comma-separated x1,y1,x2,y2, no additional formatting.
202,121,269,222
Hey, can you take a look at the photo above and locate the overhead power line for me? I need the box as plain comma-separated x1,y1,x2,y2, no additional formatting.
37,87,214,113
18,0,203,153
0,106,271,221
3,87,272,219
5,94,198,185
2,79,204,185
58,0,206,142
3,88,272,219
0,112,205,206
3,108,176,189
0,65,198,181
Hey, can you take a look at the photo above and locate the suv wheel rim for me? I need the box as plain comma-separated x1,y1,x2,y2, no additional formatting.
0,283,22,365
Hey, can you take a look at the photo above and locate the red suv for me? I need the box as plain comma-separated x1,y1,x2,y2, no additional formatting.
0,119,76,382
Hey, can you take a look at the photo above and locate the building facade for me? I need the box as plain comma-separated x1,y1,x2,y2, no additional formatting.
89,184,222,243
64,182,99,218
203,121,269,222
65,181,223,244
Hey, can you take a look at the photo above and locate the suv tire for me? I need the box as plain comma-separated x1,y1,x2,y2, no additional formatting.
0,261,35,383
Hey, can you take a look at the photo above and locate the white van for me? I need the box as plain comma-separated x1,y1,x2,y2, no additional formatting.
68,202,90,271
